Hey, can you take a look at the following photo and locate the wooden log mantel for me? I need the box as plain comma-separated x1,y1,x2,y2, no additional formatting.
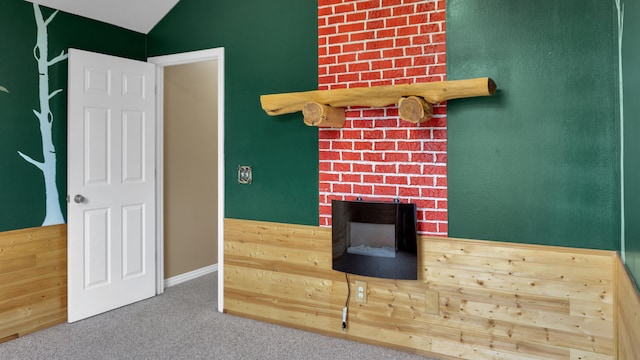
302,102,346,127
260,77,496,127
398,96,433,124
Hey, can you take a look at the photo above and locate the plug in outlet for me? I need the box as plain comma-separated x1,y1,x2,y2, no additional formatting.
354,280,367,304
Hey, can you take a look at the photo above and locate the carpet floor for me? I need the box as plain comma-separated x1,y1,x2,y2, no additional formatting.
0,272,437,359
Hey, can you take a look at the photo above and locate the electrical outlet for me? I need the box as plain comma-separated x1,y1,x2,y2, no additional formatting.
237,165,252,184
355,280,367,304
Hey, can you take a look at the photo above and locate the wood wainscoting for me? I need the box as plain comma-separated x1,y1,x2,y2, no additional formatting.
224,219,617,360
0,224,67,343
1,220,637,359
616,257,640,359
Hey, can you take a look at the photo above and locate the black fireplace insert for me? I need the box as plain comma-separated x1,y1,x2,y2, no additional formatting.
331,199,418,280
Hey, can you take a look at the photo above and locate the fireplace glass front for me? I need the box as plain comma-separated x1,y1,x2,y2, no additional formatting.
332,199,417,280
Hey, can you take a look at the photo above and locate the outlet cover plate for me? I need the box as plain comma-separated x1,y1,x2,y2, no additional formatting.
238,165,252,184
355,280,367,304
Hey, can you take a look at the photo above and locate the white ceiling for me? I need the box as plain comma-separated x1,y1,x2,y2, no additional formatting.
25,0,180,34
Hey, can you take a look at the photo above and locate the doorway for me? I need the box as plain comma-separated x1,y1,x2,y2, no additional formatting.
149,48,225,312
163,60,218,280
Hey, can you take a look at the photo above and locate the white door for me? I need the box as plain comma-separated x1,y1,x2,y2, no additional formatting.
67,49,156,322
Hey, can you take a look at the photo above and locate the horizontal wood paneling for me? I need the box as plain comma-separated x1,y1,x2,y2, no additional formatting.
224,219,616,360
616,257,640,360
0,225,67,343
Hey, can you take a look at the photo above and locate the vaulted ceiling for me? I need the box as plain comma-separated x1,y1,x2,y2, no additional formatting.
24,0,180,34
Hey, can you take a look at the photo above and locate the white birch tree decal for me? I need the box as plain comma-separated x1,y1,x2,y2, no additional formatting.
17,4,67,226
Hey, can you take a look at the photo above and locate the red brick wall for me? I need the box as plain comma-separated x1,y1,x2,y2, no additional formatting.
318,0,447,235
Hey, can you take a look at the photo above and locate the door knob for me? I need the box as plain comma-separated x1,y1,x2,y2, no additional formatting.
74,194,86,203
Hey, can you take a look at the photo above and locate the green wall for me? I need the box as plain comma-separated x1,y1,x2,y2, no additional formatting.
148,0,319,225
0,1,146,232
1,0,629,259
623,0,640,285
446,0,620,250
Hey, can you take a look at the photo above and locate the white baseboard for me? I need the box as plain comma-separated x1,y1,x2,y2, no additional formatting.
164,264,218,288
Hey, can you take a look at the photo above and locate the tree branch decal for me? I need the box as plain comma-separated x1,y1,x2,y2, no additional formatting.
17,151,45,171
16,4,67,226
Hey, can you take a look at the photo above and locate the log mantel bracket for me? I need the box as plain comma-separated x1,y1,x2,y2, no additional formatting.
260,77,496,127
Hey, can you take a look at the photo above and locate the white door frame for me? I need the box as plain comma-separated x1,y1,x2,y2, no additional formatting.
148,48,225,312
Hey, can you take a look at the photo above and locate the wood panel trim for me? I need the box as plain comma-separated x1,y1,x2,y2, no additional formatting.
224,219,617,360
616,256,640,360
2,219,632,360
0,224,67,343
